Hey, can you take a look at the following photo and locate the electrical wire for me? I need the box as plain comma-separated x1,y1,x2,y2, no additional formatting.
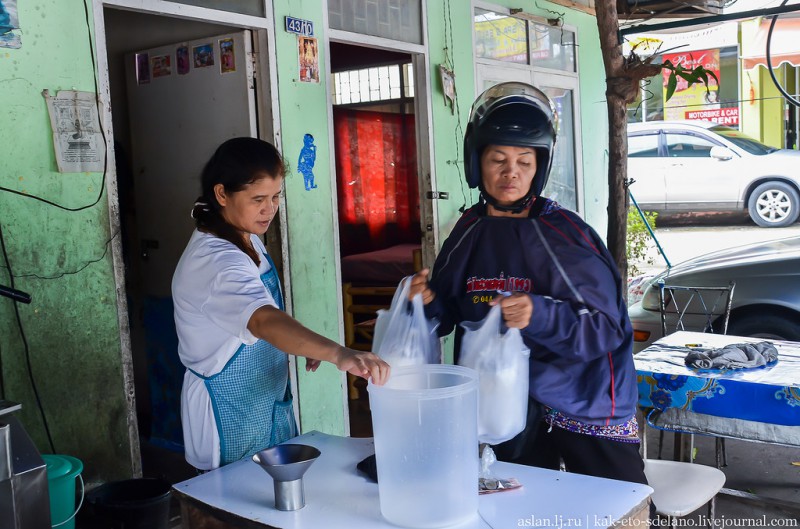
8,232,117,282
0,222,56,453
765,0,800,108
0,0,108,210
443,0,470,212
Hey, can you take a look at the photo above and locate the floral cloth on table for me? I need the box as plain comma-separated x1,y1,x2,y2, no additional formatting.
636,340,800,427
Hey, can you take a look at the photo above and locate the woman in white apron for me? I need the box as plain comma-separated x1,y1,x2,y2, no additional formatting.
172,137,390,471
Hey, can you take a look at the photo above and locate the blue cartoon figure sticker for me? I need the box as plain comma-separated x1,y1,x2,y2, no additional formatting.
298,133,317,191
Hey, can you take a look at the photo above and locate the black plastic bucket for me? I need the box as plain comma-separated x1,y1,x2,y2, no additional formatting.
86,478,171,529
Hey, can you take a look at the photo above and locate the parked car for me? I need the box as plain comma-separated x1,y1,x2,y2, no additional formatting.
627,120,800,227
628,236,800,353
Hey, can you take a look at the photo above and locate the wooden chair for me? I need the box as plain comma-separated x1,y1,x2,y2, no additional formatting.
342,282,397,401
342,283,397,352
341,248,423,402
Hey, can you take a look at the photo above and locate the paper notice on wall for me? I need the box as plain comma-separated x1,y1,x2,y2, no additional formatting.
0,0,21,49
43,90,105,173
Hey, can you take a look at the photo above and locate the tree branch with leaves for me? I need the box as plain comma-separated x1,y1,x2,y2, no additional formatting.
594,0,718,294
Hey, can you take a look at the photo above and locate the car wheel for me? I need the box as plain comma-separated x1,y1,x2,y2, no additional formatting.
727,313,800,341
747,181,800,228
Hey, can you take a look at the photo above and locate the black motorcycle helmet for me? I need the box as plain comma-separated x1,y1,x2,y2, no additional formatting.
463,82,558,213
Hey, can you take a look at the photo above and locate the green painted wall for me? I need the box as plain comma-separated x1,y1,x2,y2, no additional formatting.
758,66,785,149
740,18,785,149
568,8,612,235
0,1,134,481
1,0,612,473
272,1,609,434
424,1,609,239
272,0,348,435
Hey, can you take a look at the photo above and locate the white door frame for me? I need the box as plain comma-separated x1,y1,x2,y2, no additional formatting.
322,29,439,274
322,2,437,434
92,0,283,474
472,2,584,214
536,71,585,215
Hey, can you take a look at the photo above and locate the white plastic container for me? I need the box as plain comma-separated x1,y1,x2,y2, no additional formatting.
368,364,479,528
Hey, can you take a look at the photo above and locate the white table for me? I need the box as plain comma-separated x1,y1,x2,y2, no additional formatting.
635,330,800,447
635,330,800,514
173,431,652,529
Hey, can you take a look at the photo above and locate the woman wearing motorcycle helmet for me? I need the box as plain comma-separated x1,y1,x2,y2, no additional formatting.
409,82,649,488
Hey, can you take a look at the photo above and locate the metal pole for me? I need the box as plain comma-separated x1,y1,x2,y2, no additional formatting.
618,3,800,42
629,190,672,268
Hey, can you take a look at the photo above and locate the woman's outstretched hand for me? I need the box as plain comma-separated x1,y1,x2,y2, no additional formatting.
305,358,321,372
335,347,391,385
408,268,436,304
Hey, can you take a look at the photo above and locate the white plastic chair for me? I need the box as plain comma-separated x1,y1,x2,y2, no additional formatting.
644,459,726,526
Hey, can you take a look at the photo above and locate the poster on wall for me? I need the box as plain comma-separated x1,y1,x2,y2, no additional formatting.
193,43,214,68
151,55,172,79
176,46,190,75
219,38,236,73
662,49,720,121
298,36,319,83
0,0,21,49
136,53,150,84
43,90,104,173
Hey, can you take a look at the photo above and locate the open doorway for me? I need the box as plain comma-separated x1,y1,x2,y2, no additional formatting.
328,42,426,436
102,7,274,479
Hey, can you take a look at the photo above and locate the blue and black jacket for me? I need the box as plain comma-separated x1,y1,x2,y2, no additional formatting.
425,198,637,426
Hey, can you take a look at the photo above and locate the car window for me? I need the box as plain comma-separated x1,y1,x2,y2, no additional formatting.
665,133,717,158
628,134,660,158
710,126,777,155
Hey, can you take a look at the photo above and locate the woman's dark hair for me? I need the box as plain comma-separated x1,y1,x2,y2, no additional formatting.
192,137,286,264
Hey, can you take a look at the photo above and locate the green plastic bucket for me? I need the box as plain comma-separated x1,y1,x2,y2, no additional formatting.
42,454,84,529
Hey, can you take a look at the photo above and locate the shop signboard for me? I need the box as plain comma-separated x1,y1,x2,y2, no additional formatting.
684,107,739,126
663,49,721,121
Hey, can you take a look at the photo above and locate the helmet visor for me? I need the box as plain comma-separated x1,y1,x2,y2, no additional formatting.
470,82,558,137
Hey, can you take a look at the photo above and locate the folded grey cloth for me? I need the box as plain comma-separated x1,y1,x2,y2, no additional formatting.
685,341,779,370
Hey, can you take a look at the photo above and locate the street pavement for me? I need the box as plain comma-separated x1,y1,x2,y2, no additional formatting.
631,215,800,523
633,215,800,278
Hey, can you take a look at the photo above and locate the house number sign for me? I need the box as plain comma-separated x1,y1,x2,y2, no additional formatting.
285,16,314,37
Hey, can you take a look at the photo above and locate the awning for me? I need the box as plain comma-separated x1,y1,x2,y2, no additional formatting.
742,17,800,70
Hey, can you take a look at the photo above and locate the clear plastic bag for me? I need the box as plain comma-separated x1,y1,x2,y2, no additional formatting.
459,304,530,445
372,276,441,368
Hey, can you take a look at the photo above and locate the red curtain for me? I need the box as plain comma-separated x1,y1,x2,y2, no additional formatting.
334,108,421,256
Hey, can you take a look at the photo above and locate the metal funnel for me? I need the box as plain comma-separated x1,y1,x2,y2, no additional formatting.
252,444,321,511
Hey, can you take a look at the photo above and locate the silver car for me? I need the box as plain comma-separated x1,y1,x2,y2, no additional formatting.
628,120,800,227
628,236,800,353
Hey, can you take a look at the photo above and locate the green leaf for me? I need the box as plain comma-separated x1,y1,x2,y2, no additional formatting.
665,73,678,101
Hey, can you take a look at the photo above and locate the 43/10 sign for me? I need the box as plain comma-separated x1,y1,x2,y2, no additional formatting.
285,16,314,37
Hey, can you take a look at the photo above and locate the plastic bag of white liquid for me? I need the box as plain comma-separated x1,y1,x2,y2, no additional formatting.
372,276,441,368
459,304,530,445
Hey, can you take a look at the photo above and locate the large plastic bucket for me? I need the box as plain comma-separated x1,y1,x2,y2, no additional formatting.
42,454,84,529
368,364,479,528
86,478,172,529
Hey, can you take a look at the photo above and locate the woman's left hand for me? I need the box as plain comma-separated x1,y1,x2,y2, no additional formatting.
336,348,391,385
305,358,322,372
491,292,533,329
